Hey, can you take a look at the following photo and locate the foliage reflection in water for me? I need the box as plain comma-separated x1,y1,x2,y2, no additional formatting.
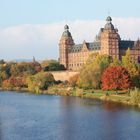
0,91,140,140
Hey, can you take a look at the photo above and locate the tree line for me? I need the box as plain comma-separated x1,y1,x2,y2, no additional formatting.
0,59,65,93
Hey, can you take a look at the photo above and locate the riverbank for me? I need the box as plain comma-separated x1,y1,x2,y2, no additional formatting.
46,86,133,106
0,85,139,107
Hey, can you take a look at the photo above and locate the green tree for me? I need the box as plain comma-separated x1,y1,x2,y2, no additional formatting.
26,72,55,93
0,59,5,65
41,59,58,68
44,61,65,71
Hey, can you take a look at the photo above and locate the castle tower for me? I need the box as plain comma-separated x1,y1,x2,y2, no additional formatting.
59,25,74,69
100,16,120,59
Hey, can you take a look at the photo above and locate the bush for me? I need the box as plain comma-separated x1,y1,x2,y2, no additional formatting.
69,74,79,87
130,88,140,105
75,88,83,97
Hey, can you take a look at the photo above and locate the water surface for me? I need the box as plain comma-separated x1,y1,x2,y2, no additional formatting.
0,91,140,140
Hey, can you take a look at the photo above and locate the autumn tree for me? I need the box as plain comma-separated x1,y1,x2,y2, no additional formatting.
2,77,26,89
122,48,138,76
110,58,121,67
101,66,131,91
69,74,79,87
0,63,11,86
77,54,112,89
10,62,41,77
122,48,140,87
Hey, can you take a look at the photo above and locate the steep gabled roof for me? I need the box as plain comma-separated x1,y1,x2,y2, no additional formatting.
69,41,101,53
119,40,134,49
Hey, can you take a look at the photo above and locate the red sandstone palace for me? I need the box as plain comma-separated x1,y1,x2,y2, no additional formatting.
59,16,140,70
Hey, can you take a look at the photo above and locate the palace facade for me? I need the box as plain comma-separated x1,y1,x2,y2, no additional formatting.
59,16,140,70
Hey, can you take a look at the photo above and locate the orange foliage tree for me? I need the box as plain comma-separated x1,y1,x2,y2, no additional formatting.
2,77,26,88
101,66,131,91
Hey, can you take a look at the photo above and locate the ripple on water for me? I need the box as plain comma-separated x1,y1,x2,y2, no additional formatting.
0,91,140,140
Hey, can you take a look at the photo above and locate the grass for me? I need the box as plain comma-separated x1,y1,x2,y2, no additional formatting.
74,88,131,104
4,85,133,106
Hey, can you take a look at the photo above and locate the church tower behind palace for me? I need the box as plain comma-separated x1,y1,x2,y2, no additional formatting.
59,16,140,70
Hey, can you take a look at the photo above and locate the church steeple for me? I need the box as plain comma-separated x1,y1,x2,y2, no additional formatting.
33,56,36,63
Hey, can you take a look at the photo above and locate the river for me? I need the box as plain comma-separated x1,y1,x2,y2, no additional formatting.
0,91,140,140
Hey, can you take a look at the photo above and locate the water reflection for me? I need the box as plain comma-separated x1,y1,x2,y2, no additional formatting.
103,100,140,112
59,97,76,140
0,92,140,140
59,97,140,140
0,117,3,140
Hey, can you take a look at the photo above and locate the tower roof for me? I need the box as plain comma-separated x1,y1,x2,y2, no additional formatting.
62,25,72,38
104,16,114,30
106,16,112,22
64,24,69,30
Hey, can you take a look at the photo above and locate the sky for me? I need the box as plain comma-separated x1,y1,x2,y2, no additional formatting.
0,0,140,60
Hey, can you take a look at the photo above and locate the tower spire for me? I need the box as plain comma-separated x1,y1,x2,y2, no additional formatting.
33,56,36,63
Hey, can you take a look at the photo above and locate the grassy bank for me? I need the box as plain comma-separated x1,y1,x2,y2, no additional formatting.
46,86,140,106
0,85,139,107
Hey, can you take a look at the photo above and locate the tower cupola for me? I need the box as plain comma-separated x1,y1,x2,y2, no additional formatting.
104,16,114,30
62,25,72,38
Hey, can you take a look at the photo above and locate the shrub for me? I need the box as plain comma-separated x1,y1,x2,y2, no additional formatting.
130,88,140,105
69,74,79,87
75,88,83,97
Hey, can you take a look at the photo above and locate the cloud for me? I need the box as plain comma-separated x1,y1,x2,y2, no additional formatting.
0,17,140,60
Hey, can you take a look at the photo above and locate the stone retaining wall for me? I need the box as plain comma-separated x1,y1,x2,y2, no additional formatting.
51,71,79,81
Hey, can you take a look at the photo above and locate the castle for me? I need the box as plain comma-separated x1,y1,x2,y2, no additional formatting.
59,16,140,70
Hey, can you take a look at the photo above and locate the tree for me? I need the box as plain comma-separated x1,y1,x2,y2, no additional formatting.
2,76,26,88
69,74,79,87
122,48,140,87
0,63,11,86
77,65,101,89
101,66,131,91
77,54,112,89
26,72,55,93
110,58,121,67
0,59,5,65
10,62,41,77
122,48,138,76
41,59,57,68
86,54,112,73
44,62,65,71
